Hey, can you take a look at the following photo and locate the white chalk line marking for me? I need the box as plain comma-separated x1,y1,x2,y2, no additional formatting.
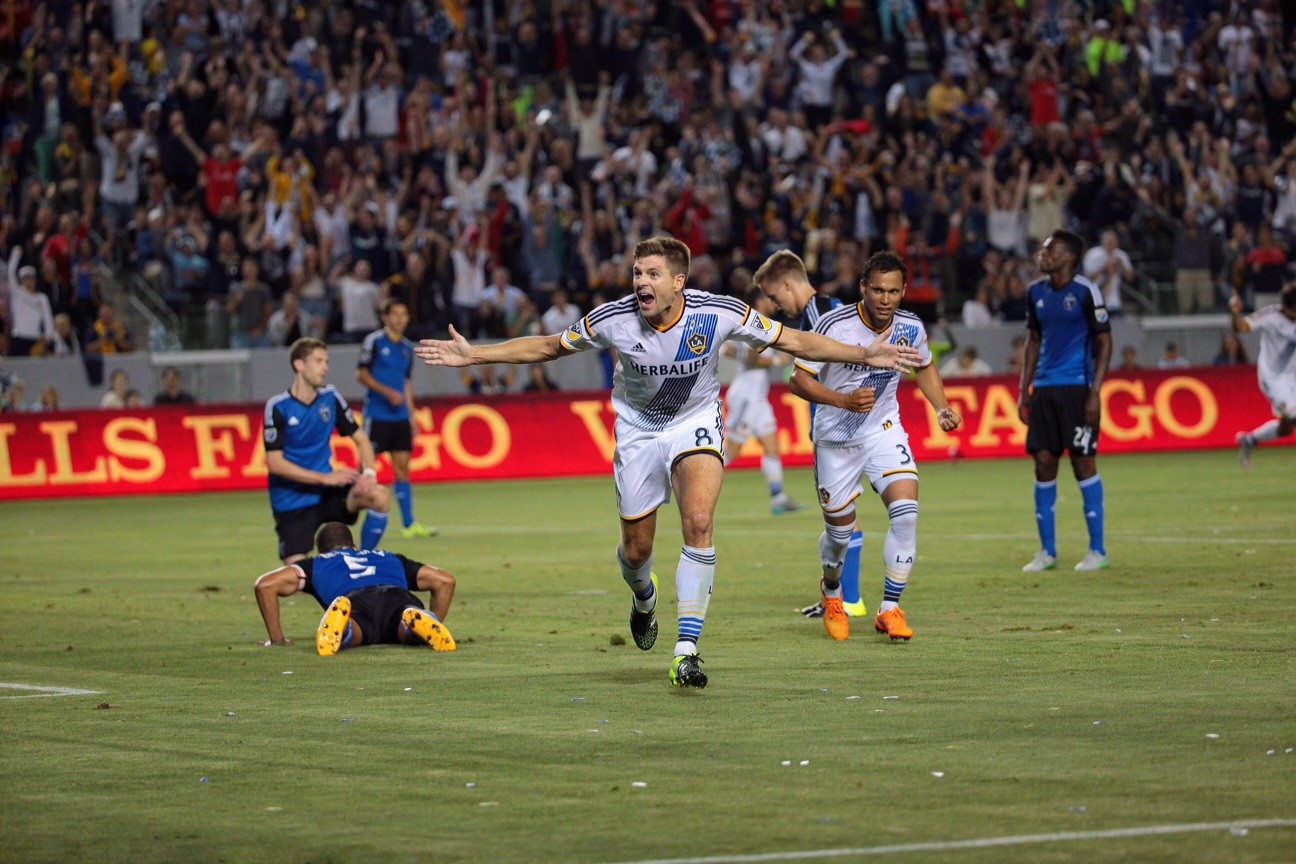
0,682,103,701
596,818,1296,864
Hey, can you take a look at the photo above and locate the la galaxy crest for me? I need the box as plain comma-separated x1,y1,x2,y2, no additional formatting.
891,321,919,348
686,332,708,355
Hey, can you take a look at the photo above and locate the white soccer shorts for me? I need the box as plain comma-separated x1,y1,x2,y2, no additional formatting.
813,422,919,514
1260,374,1296,420
614,402,725,520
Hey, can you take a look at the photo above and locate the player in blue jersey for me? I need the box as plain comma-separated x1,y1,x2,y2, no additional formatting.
754,249,869,620
416,236,920,688
358,300,436,543
791,251,961,642
1017,230,1113,573
264,338,391,564
253,522,457,654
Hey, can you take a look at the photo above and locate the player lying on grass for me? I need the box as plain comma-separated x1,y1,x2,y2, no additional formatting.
254,521,457,655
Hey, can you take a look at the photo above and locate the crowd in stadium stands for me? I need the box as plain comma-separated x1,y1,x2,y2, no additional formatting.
0,0,1293,380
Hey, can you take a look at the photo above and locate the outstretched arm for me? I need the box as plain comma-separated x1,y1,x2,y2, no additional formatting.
254,565,302,645
416,326,568,367
774,327,921,371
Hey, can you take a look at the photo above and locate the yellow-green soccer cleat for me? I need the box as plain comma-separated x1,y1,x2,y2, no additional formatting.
670,653,707,688
401,607,457,651
842,599,869,618
629,573,659,651
401,522,438,539
317,596,353,656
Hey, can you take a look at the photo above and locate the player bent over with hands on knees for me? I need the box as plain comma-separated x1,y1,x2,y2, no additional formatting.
415,236,920,688
254,522,457,654
1017,230,1113,573
264,337,391,564
790,251,961,643
1229,284,1296,468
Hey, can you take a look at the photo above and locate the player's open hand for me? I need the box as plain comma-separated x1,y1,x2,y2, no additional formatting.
937,406,961,432
865,341,922,371
416,326,474,367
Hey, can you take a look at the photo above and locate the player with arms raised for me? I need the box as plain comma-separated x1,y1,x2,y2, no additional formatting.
791,251,961,643
416,236,919,688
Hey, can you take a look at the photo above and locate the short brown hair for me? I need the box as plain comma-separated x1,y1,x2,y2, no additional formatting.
633,236,691,277
289,337,328,369
752,249,809,288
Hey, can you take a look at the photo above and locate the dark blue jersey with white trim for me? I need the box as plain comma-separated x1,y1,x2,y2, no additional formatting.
1027,275,1111,387
263,385,360,512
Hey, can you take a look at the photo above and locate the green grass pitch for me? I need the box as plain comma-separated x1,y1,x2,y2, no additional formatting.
2,450,1293,863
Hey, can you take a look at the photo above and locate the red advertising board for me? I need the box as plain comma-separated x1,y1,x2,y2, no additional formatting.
0,366,1283,501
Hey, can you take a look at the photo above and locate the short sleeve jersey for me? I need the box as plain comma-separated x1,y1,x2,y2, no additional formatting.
560,290,783,431
359,328,415,422
795,306,933,448
1026,275,1111,387
263,385,360,512
1246,305,1296,386
294,548,421,608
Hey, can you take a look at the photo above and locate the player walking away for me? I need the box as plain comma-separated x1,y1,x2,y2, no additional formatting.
1230,285,1296,467
264,337,392,565
791,251,961,643
754,249,866,618
721,287,805,515
358,299,437,542
253,522,457,654
1017,230,1113,573
416,236,920,688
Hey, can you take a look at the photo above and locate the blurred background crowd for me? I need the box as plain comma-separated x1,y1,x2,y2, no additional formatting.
0,0,1293,404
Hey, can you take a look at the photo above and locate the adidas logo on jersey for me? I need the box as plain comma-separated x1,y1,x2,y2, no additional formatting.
630,342,646,353
288,416,300,426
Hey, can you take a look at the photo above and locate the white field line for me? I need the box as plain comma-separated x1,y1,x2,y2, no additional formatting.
0,682,103,701
597,818,1296,864
439,524,1296,546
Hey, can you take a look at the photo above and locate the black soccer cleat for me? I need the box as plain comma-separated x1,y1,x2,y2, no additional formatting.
670,653,707,689
629,573,659,651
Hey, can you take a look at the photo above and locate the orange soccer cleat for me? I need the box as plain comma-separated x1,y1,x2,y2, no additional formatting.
874,607,914,641
822,593,850,641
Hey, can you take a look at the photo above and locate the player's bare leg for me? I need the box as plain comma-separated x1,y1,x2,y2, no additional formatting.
667,454,723,687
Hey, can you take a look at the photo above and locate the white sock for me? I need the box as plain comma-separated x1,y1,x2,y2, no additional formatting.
617,546,655,613
674,545,715,655
1250,420,1281,443
881,500,918,611
762,455,785,500
819,520,854,593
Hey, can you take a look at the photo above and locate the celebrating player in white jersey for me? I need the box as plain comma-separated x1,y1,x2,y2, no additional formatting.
721,287,805,515
415,236,921,688
1231,285,1296,467
791,251,961,643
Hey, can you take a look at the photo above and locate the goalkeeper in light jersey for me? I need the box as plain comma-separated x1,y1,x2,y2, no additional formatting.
790,251,961,643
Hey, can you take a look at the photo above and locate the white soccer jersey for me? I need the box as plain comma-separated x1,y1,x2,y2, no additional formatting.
794,305,932,448
560,290,783,432
1247,305,1296,387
